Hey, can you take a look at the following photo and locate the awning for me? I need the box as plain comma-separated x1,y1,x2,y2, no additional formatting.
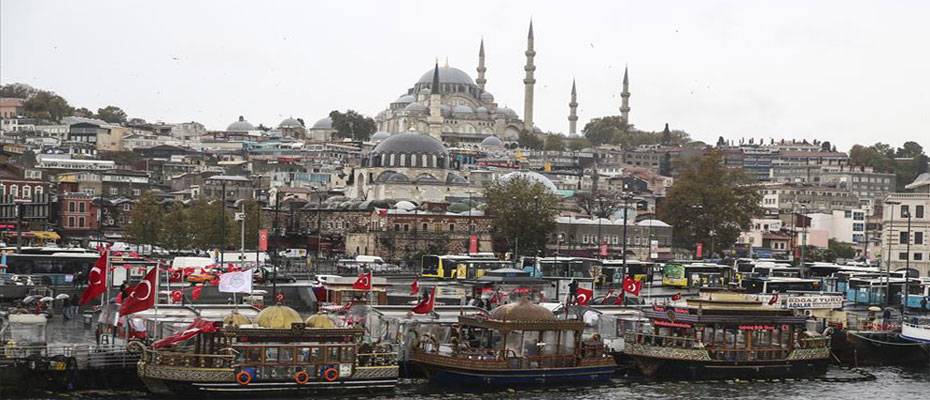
31,231,61,240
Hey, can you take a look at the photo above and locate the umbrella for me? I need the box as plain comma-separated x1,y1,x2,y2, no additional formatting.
55,294,70,300
22,295,40,304
40,296,55,303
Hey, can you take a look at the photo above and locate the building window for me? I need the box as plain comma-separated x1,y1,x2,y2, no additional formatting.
914,253,924,261
901,205,909,218
78,217,85,228
449,224,455,232
69,202,75,212
853,223,864,232
917,205,925,219
900,232,909,244
10,185,17,197
394,224,400,232
403,224,409,232
899,252,908,260
22,186,31,199
421,223,428,231
132,188,141,197
79,202,85,213
916,232,924,245
35,186,43,197
110,187,118,195
68,216,75,227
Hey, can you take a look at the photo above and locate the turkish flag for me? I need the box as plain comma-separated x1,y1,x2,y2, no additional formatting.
410,279,419,295
80,251,108,305
119,267,157,316
575,287,593,305
170,290,182,303
152,318,217,349
412,287,435,314
672,292,682,301
768,291,780,305
191,285,203,301
623,277,642,296
352,272,372,290
614,290,625,305
169,269,183,283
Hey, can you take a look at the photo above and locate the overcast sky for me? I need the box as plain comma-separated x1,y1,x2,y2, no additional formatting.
2,0,928,151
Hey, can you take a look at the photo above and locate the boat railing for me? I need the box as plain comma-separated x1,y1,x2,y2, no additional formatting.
0,343,139,369
625,331,700,349
355,351,398,367
626,331,829,362
142,348,236,369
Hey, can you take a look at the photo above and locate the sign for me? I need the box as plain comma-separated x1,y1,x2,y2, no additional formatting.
696,242,703,258
258,229,268,251
739,324,775,331
599,242,608,256
784,295,844,310
650,240,659,259
234,212,246,221
468,234,478,254
655,320,692,329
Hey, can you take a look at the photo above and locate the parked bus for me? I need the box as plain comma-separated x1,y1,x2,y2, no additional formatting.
600,259,656,287
661,263,687,287
1,247,100,285
420,254,511,279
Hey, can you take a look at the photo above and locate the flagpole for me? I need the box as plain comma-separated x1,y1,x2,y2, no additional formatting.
154,260,160,317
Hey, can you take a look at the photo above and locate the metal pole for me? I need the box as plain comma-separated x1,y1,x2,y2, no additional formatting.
255,198,261,271
885,203,896,306
220,181,226,267
15,202,23,253
317,197,322,259
621,194,629,276
903,213,911,316
273,194,280,297
240,202,246,263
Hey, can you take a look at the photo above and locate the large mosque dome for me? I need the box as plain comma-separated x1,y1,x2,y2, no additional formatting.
367,132,449,169
417,66,476,86
311,117,333,130
498,171,559,194
227,116,255,132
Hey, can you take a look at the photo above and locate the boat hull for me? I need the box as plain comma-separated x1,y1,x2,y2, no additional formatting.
416,363,616,387
627,355,829,380
831,330,930,366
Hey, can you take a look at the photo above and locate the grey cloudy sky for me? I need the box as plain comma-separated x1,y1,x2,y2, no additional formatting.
2,0,928,150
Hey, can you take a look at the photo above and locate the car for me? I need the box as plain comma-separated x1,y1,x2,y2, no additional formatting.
253,267,297,284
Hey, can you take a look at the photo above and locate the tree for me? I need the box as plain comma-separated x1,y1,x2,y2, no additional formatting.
329,110,376,141
24,90,73,121
187,199,238,250
828,239,856,260
125,192,163,247
583,116,692,149
849,143,895,172
484,177,561,257
543,134,565,151
96,105,128,124
518,130,544,150
895,141,924,158
566,137,591,151
820,141,832,152
716,136,726,147
73,107,94,118
0,83,38,98
583,116,626,146
658,150,762,255
659,152,672,176
158,203,193,253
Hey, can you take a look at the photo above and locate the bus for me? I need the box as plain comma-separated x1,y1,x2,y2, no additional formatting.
743,277,822,294
684,264,734,289
531,257,600,279
1,247,100,285
661,263,687,287
600,259,656,287
420,254,511,279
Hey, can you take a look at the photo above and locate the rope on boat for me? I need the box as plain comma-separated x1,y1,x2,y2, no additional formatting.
847,331,928,347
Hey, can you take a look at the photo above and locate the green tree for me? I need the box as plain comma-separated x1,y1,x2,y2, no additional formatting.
187,199,238,250
658,150,762,255
828,239,856,260
895,141,924,158
24,90,73,121
583,116,626,146
96,105,128,124
72,107,94,118
125,191,163,247
543,134,565,151
566,137,591,151
329,110,376,141
484,177,561,257
518,130,544,150
0,83,38,98
849,143,895,172
158,203,193,253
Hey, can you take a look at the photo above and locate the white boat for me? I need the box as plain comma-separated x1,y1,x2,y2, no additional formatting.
901,316,930,344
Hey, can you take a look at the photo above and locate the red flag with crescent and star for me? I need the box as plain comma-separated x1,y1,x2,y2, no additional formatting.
623,276,642,296
119,267,158,316
412,287,435,314
80,250,108,305
575,287,593,305
352,272,372,290
191,285,203,301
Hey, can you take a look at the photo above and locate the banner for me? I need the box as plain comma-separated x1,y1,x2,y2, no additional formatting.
784,295,844,309
219,270,253,294
696,242,703,259
468,234,478,254
258,229,269,252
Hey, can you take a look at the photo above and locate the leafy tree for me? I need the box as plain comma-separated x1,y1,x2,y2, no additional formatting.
24,90,73,121
96,105,127,124
73,107,94,118
658,150,762,255
518,130,544,150
848,143,895,172
484,177,561,257
828,239,856,260
895,141,924,158
583,116,626,146
329,110,376,141
716,136,726,147
659,152,672,176
543,134,565,151
125,192,163,247
820,141,832,152
159,203,193,253
583,116,691,148
187,199,238,250
0,83,38,98
566,137,591,151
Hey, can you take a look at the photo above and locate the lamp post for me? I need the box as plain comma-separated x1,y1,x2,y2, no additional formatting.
902,209,912,315
884,200,899,306
14,199,27,253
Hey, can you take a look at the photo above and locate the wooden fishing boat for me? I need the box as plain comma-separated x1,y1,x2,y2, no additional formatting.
409,299,617,387
135,306,398,396
623,292,831,380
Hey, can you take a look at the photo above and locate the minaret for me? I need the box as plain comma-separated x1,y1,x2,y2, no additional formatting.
620,66,631,125
476,39,487,91
523,20,536,131
427,62,444,140
568,79,578,135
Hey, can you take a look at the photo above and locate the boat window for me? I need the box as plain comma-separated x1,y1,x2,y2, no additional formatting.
328,347,340,362
298,348,311,362
311,347,322,362
266,347,278,362
245,348,262,362
279,347,293,363
341,346,354,363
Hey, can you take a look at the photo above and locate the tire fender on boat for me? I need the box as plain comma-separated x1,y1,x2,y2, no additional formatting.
322,367,339,382
294,370,310,385
236,370,252,385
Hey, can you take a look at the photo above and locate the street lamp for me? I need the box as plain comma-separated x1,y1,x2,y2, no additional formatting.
13,199,28,253
884,200,900,306
902,209,912,315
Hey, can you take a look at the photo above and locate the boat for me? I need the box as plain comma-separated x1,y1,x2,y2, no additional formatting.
409,298,617,387
135,305,399,395
623,292,831,380
830,308,930,366
902,316,930,344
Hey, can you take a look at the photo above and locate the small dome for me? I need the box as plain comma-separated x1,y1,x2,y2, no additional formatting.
475,106,489,114
414,173,441,184
278,117,303,129
375,171,408,183
395,94,416,104
305,313,336,329
370,131,391,142
417,66,476,86
227,116,254,132
446,172,467,184
480,92,495,103
371,132,447,156
498,171,559,194
489,299,555,321
395,200,417,211
311,117,333,130
497,107,518,119
452,104,474,114
255,305,303,329
223,312,252,327
404,102,427,113
637,219,671,227
480,136,503,148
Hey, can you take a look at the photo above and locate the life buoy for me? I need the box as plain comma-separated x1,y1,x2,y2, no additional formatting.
236,370,252,385
322,367,339,382
294,370,310,385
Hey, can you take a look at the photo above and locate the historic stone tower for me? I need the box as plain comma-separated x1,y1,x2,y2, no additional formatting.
568,79,578,135
620,66,631,125
427,62,443,140
523,21,536,131
476,39,487,91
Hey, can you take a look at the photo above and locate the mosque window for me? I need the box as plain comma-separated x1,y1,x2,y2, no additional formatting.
399,154,406,167
389,154,395,166
422,154,428,167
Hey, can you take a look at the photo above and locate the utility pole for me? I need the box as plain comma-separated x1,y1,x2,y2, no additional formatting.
14,200,25,253
272,194,280,297
884,200,899,306
903,210,912,316
219,180,226,266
